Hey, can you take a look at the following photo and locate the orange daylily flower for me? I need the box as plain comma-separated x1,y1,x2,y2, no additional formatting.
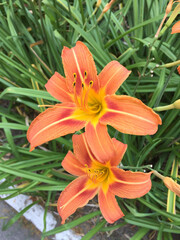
171,21,180,34
27,41,161,151
57,132,152,224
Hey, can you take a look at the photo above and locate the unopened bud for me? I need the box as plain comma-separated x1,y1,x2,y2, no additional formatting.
103,0,116,13
154,99,180,111
166,0,173,15
173,99,180,109
96,0,101,7
153,170,180,197
163,177,180,197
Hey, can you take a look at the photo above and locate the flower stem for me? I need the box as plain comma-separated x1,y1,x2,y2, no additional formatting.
152,170,165,180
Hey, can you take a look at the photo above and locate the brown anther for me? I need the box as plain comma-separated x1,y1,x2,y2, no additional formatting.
84,71,88,79
73,81,76,87
73,73,77,80
89,81,93,87
82,82,84,88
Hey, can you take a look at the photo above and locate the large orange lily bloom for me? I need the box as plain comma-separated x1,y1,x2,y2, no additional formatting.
171,21,180,34
57,132,152,224
27,41,161,151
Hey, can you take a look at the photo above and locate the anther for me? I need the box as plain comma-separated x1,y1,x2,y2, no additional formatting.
73,81,76,87
73,73,77,80
82,82,84,88
84,71,87,79
89,81,93,87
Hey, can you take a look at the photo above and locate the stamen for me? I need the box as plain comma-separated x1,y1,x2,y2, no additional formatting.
82,82,84,88
82,81,94,110
85,164,109,183
82,80,94,110
73,82,80,107
84,71,87,79
73,73,77,80
89,80,93,87
83,87,91,111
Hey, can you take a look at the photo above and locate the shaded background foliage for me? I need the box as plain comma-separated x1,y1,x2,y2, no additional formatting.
0,0,180,239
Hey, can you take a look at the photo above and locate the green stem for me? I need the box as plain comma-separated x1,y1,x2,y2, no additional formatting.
134,37,157,94
158,59,180,68
152,170,165,180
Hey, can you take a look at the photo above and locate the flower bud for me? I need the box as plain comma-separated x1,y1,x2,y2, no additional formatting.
154,99,180,111
166,0,173,14
103,0,116,13
96,0,101,8
173,99,180,109
163,177,180,197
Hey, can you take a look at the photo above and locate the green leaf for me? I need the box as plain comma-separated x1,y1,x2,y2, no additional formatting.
42,211,101,236
0,87,58,102
81,219,106,240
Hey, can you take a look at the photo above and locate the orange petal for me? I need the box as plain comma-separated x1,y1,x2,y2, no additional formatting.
57,175,98,224
62,151,85,176
98,188,124,224
99,61,131,94
85,123,115,163
109,168,152,198
100,95,162,135
45,72,73,102
111,138,127,166
27,103,85,151
62,41,99,95
72,133,93,166
171,21,180,34
177,66,180,75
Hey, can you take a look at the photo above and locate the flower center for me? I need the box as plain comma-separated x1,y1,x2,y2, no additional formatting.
85,164,109,183
72,71,107,125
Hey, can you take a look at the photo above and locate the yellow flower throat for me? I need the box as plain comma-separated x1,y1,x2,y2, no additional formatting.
85,163,109,184
72,71,107,126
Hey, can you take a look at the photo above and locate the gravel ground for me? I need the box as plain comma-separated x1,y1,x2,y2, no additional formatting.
0,200,43,240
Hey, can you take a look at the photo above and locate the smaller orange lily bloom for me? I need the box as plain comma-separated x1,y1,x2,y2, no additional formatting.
27,41,161,153
57,133,152,224
171,21,180,34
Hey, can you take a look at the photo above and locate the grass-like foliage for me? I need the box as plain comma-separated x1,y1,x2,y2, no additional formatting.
0,0,180,239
